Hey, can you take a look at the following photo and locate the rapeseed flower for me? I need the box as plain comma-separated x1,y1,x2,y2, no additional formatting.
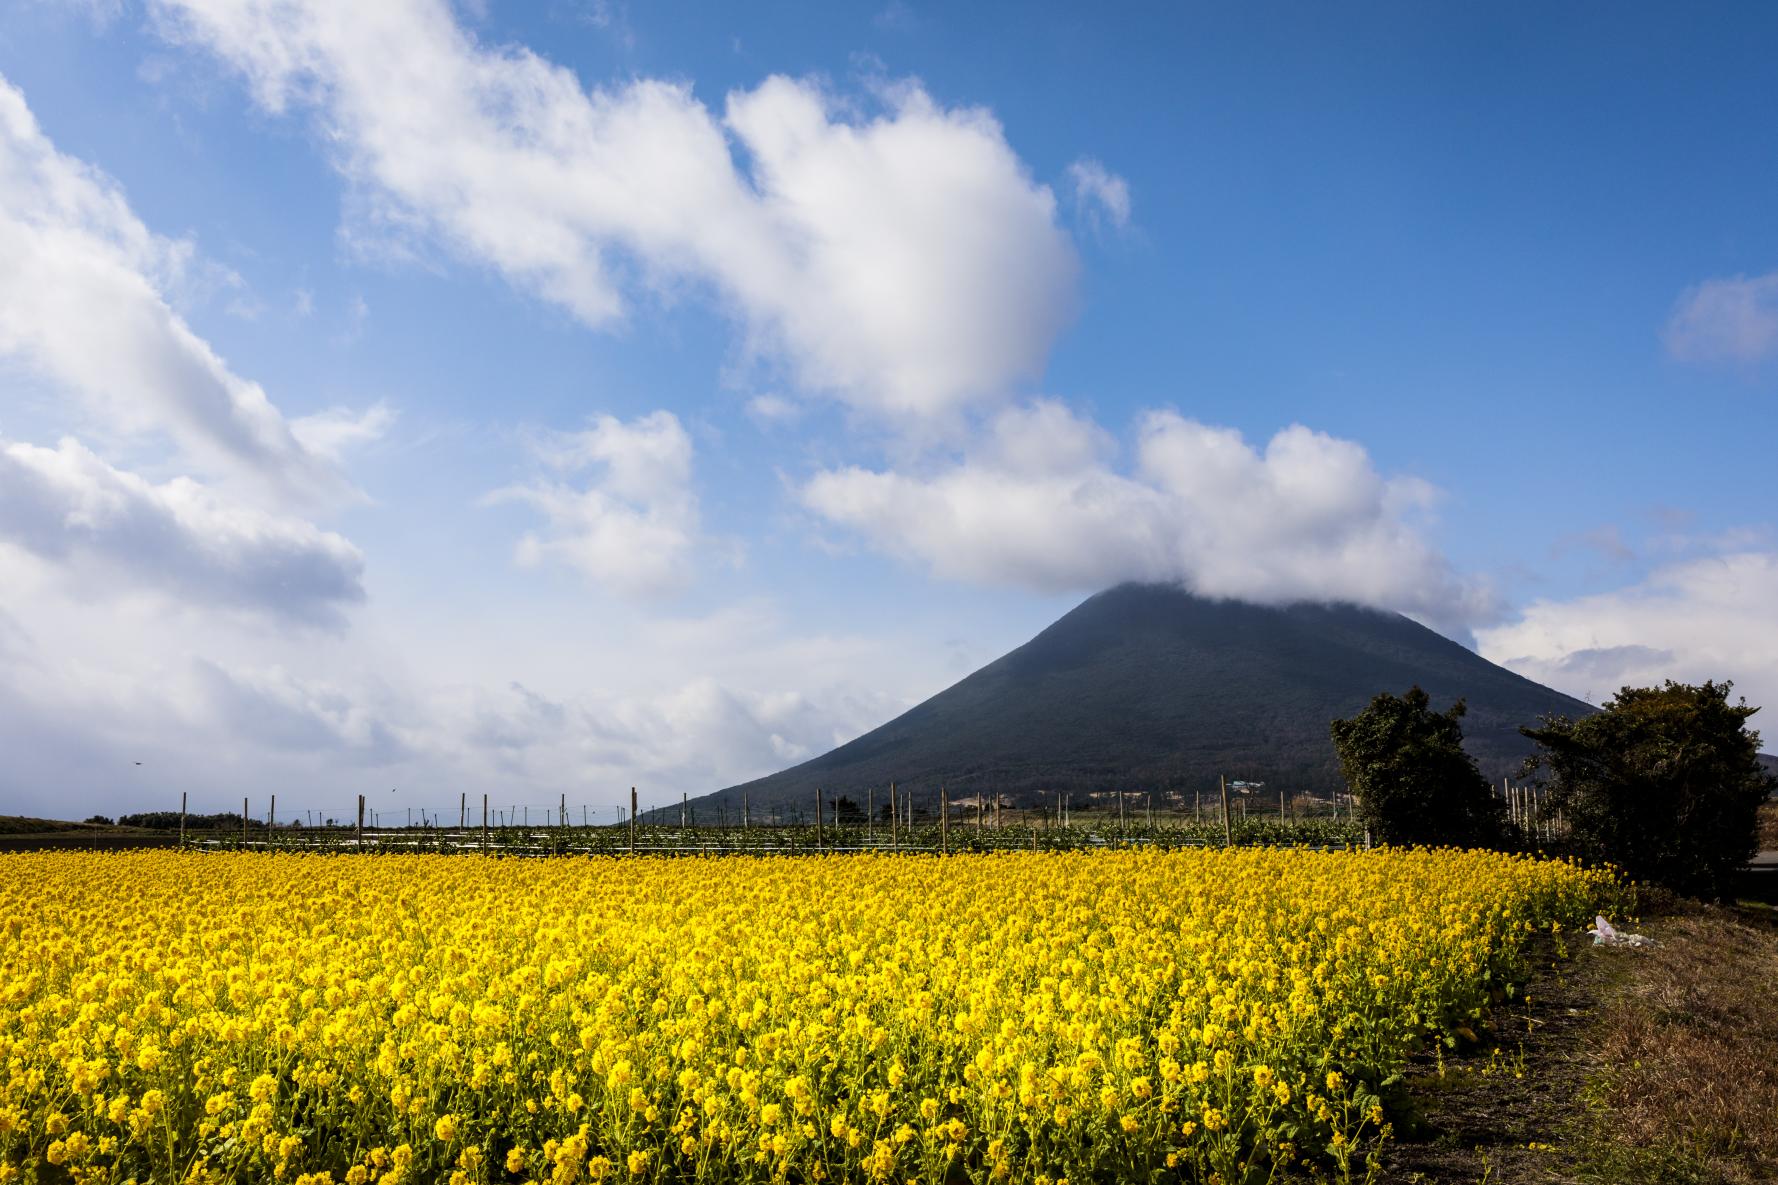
0,847,1613,1183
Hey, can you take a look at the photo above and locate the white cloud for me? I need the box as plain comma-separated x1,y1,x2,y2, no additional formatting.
744,393,800,426
1066,157,1131,232
802,401,1492,635
0,73,340,499
873,3,919,33
0,436,364,623
487,411,702,598
290,402,394,461
0,578,932,819
477,677,868,795
143,0,1077,419
1664,271,1778,365
1478,551,1778,720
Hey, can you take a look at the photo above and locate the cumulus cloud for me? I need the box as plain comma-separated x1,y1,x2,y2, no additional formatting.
467,677,869,794
487,411,702,597
0,436,365,623
1478,551,1778,719
1664,271,1778,365
1066,157,1131,232
0,74,342,498
802,401,1492,634
144,0,1077,418
193,659,409,760
0,576,929,818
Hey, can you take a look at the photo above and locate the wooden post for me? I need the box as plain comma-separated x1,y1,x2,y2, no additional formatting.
940,786,949,855
242,797,249,847
1031,824,1037,851
180,791,187,848
560,793,566,830
816,787,824,850
630,787,637,853
1119,789,1126,839
680,793,687,830
868,785,875,844
269,794,275,831
356,794,364,845
1146,792,1153,830
1219,776,1232,847
482,794,489,854
889,782,897,847
742,791,750,830
461,792,466,829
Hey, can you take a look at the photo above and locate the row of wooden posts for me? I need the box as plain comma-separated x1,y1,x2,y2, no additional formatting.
177,776,1289,854
181,777,1258,853
178,774,1558,853
1502,777,1563,842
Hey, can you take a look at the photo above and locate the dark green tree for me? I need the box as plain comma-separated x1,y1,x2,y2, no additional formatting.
1330,686,1506,847
1521,680,1776,899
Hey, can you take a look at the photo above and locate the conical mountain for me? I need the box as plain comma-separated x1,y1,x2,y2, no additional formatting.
695,583,1592,814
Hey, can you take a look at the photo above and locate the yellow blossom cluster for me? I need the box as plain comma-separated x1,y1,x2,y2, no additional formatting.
0,847,1614,1183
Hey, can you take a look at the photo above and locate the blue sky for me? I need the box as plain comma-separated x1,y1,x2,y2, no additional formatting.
1,0,1775,821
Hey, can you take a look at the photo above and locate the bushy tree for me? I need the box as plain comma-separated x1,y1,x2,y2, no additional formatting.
1331,686,1505,847
1521,680,1776,899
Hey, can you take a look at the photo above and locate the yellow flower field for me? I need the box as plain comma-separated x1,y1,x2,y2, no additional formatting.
0,848,1614,1184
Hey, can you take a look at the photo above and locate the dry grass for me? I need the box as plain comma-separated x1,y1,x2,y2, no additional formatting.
1381,900,1778,1185
1573,903,1778,1185
1757,800,1778,850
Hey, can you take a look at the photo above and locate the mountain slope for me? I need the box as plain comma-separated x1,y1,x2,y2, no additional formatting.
697,584,1596,813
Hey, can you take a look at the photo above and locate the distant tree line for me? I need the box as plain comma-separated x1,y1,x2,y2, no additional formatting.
116,811,269,831
1331,679,1775,899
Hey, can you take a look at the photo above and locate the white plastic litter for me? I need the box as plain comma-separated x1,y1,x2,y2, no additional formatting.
1588,915,1656,948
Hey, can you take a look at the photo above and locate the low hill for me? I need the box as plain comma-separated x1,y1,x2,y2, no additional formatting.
691,584,1598,815
0,815,108,835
